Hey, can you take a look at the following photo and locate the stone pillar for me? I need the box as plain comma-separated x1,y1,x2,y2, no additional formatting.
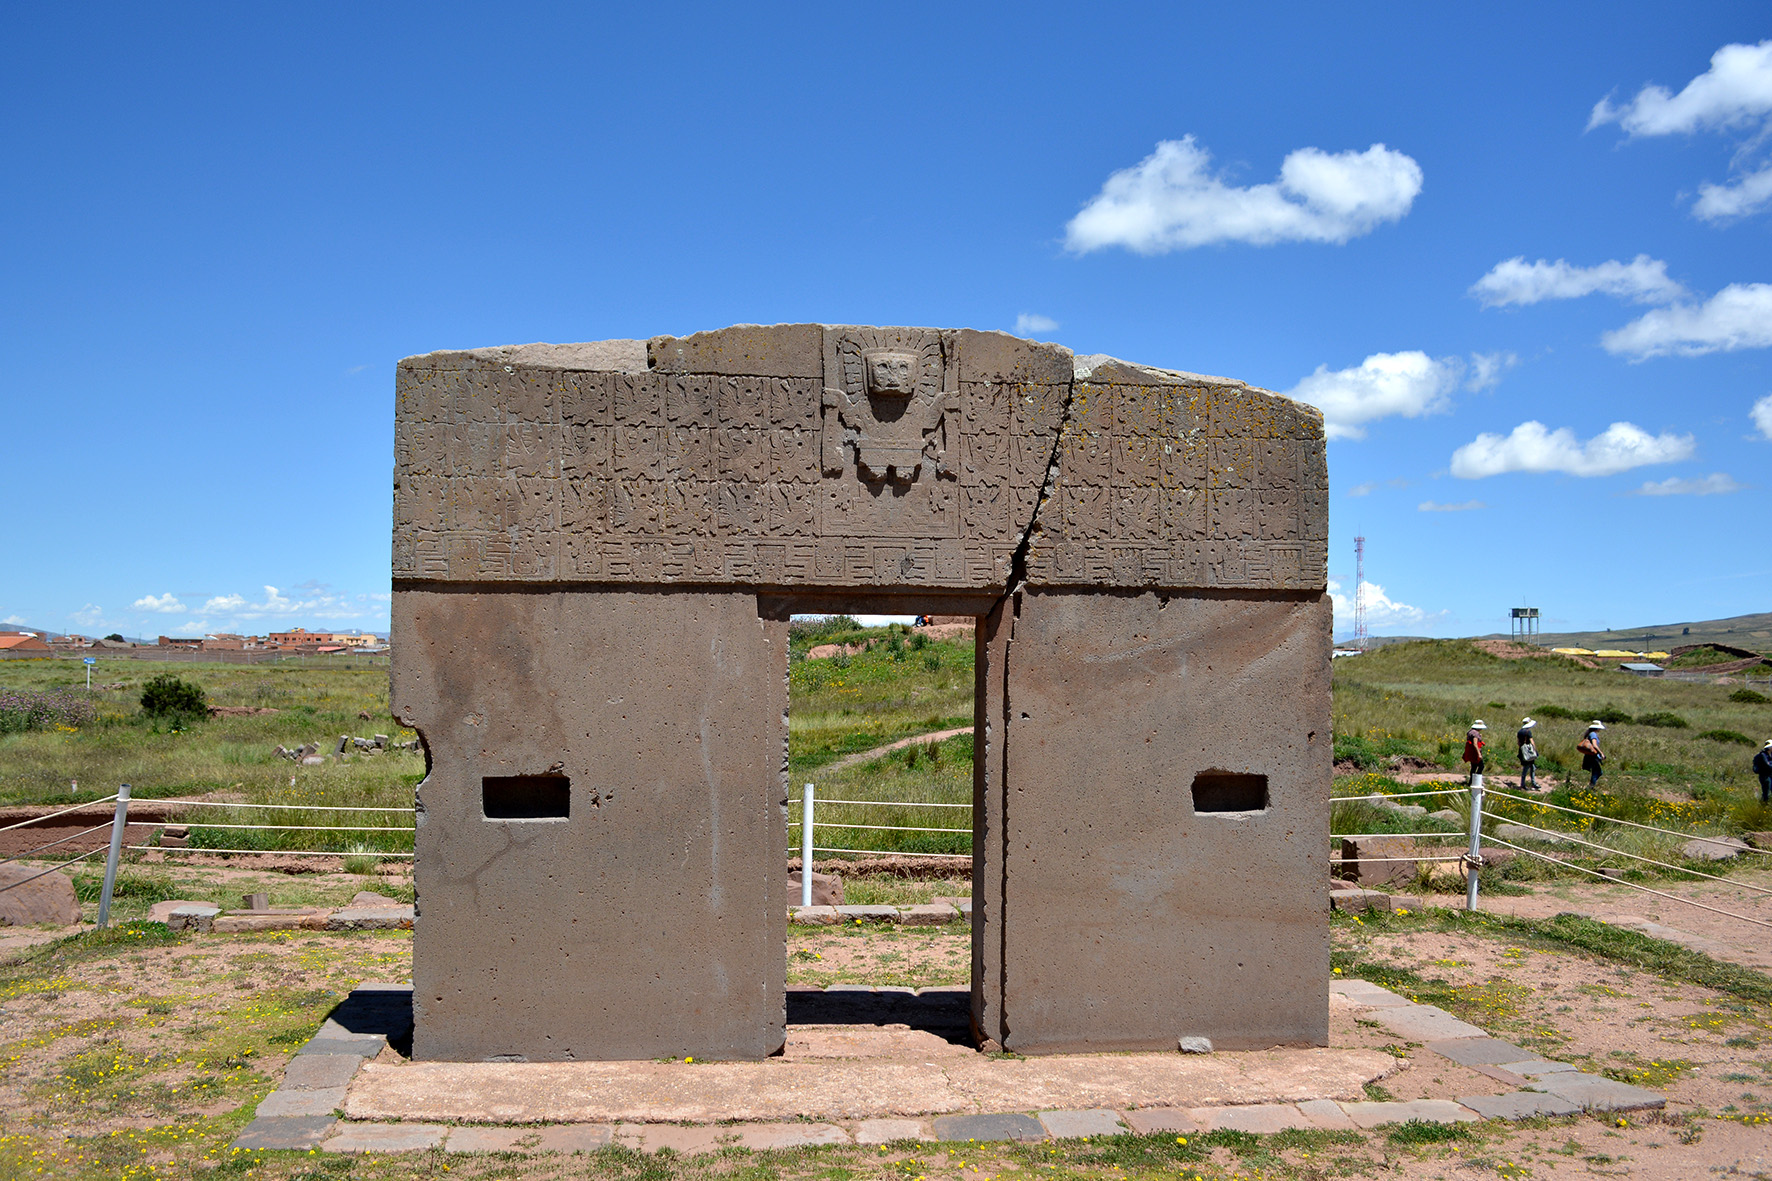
974,588,1331,1053
393,588,788,1061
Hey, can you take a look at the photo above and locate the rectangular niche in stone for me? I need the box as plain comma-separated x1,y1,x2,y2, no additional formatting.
481,774,570,820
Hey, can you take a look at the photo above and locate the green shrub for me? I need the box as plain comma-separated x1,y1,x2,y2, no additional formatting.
1636,711,1689,729
1696,728,1753,745
139,674,207,721
1731,688,1770,704
1534,704,1579,720
1591,705,1633,724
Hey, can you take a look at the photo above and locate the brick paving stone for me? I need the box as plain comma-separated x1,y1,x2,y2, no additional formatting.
898,904,959,925
1459,1092,1583,1120
790,906,840,925
1369,1005,1486,1042
1297,1099,1355,1130
932,1113,1046,1142
1341,1100,1480,1129
1190,1105,1312,1133
835,905,899,922
324,1123,448,1153
448,1125,612,1153
256,1087,346,1118
730,1123,849,1149
298,1038,380,1057
1501,1060,1580,1078
445,1127,531,1153
1120,1109,1199,1134
231,1116,336,1151
283,1054,364,1090
1328,979,1411,1008
612,1124,732,1154
1529,1073,1665,1112
1426,1038,1541,1067
855,1119,934,1145
1037,1109,1127,1138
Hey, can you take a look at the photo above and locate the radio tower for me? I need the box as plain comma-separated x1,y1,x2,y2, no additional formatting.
1353,536,1369,651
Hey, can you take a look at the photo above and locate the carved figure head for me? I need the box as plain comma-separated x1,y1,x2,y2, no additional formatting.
863,350,918,400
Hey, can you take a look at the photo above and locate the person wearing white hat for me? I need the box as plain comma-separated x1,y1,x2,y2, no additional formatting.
1578,720,1607,787
1463,720,1488,785
1754,739,1772,805
1516,717,1540,791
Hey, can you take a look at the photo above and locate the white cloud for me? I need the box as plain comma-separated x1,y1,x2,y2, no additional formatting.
1470,255,1685,308
1,615,25,626
1347,482,1376,498
1450,421,1695,479
1014,313,1059,336
1631,473,1744,496
1418,499,1486,512
1695,161,1772,222
1601,283,1772,359
1287,351,1485,440
1465,351,1519,391
69,604,102,628
1327,577,1444,632
1753,393,1772,439
198,585,367,622
131,593,186,614
1589,41,1772,136
1064,136,1422,253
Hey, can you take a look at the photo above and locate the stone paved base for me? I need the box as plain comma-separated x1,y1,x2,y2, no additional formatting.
231,979,1667,1156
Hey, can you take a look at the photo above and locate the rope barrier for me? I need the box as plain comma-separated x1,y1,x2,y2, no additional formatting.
809,821,969,834
1478,810,1772,898
808,846,968,859
1484,787,1772,856
0,795,120,833
0,846,107,892
1329,855,1466,864
1332,832,1468,840
1333,788,1469,801
0,821,115,867
174,822,414,833
150,799,412,813
790,798,971,809
1483,835,1772,932
126,845,413,858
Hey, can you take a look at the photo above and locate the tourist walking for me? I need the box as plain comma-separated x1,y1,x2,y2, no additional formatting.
1755,739,1772,805
1463,720,1488,785
1578,720,1606,787
1517,717,1540,791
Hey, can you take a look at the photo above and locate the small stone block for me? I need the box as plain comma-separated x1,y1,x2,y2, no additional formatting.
256,1087,346,1117
1177,1036,1213,1054
213,913,329,933
527,1125,615,1152
1426,1038,1540,1067
231,1115,337,1150
1372,1005,1486,1042
326,906,415,931
1298,1099,1355,1130
166,905,221,933
1459,1092,1583,1120
297,1038,380,1057
444,1127,527,1153
1038,1109,1126,1138
855,1119,934,1145
324,1123,448,1153
1330,889,1391,912
244,892,269,911
1529,1073,1665,1112
790,905,840,925
612,1123,731,1154
1191,1105,1311,1133
932,1113,1046,1142
1500,1060,1580,1078
282,1053,365,1090
835,905,899,922
1121,1108,1199,1134
897,904,959,925
1328,979,1412,1008
730,1123,849,1149
1340,1100,1480,1129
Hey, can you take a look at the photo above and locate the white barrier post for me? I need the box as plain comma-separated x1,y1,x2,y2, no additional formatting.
96,783,131,929
1464,774,1484,912
801,783,815,908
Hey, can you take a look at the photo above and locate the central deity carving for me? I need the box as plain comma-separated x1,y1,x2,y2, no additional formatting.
822,330,954,484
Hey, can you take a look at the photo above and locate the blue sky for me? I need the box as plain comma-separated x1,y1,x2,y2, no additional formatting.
1,3,1767,641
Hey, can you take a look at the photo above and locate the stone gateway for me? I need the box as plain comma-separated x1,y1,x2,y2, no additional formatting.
390,324,1330,1061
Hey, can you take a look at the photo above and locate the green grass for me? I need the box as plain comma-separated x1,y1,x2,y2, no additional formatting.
789,624,974,778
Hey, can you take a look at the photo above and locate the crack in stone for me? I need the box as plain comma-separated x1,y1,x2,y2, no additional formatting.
1003,379,1077,601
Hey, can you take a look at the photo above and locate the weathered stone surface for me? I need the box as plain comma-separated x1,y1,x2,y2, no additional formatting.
393,325,1331,1062
1682,836,1749,861
146,899,207,924
1425,1039,1540,1068
326,906,414,931
790,905,841,925
231,1115,336,1150
1329,888,1391,913
1120,1108,1198,1134
1459,1091,1582,1119
1177,1037,1213,1054
835,905,898,923
787,871,843,906
445,1124,614,1153
1339,837,1420,887
165,905,221,933
213,912,328,933
1340,1099,1480,1128
283,1054,365,1091
897,904,959,926
1368,1005,1486,1042
350,891,401,908
324,1122,448,1153
256,1087,346,1117
1328,979,1410,1008
0,865,80,927
1190,1104,1313,1133
1297,1098,1355,1129
1528,1073,1665,1111
855,1119,934,1144
1036,1109,1127,1138
729,1123,850,1149
932,1113,1045,1142
611,1123,732,1154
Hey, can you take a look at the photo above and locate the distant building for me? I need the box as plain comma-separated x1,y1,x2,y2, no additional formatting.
157,636,203,649
267,628,322,649
0,631,52,653
1619,662,1664,677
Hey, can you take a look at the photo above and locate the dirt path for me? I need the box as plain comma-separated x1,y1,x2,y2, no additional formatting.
822,726,971,774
